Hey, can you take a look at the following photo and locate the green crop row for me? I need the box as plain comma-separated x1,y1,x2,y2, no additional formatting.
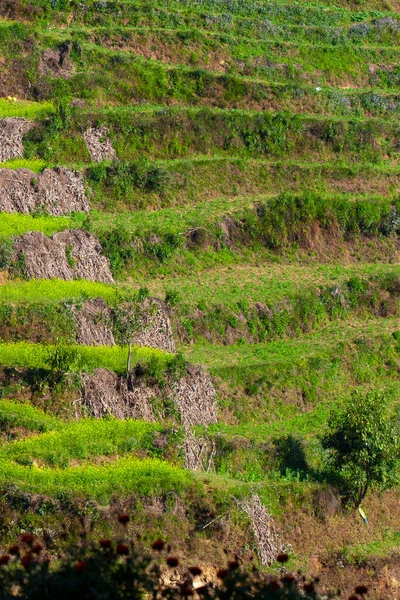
0,342,172,375
0,399,61,434
29,106,400,168
0,456,195,502
0,418,174,467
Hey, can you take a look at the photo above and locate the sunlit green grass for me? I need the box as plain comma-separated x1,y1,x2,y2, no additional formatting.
0,279,117,304
0,342,172,374
0,159,47,171
0,399,61,434
0,99,54,120
0,213,75,239
184,317,400,371
0,456,195,502
0,419,166,467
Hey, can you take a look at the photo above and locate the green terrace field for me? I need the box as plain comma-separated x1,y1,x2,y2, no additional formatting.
0,0,400,593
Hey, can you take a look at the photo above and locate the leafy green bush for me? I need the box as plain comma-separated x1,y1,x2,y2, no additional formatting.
322,390,400,505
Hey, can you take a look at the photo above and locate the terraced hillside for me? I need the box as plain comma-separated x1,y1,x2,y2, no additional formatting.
0,0,400,596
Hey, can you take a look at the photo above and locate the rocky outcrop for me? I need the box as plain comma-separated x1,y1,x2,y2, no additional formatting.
0,167,89,215
83,127,117,162
13,229,115,283
0,118,34,163
74,298,115,346
172,364,217,430
39,45,74,78
132,298,175,353
82,368,155,421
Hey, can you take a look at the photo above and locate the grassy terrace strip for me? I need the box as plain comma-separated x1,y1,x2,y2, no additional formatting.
10,0,398,26
184,317,400,371
0,342,172,374
40,106,400,167
56,25,400,89
0,399,61,434
145,263,400,307
31,46,400,118
0,456,195,501
86,158,400,210
0,279,117,304
0,99,54,119
5,8,400,47
0,159,47,171
0,213,81,239
0,419,167,467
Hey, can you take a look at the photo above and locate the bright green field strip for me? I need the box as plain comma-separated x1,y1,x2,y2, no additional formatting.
0,99,54,120
0,159,47,171
0,342,172,374
0,280,117,304
0,419,164,467
144,263,400,308
208,403,331,442
0,456,194,501
0,399,61,434
184,317,400,370
0,213,76,239
90,195,260,236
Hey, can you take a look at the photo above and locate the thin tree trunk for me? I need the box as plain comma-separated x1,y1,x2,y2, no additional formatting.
127,342,132,379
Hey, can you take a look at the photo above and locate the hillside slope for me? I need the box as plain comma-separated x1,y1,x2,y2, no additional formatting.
0,0,400,596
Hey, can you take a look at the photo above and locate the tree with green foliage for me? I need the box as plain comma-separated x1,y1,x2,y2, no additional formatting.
322,390,400,506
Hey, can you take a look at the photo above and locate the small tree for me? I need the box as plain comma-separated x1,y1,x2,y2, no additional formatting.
113,288,151,378
322,390,400,506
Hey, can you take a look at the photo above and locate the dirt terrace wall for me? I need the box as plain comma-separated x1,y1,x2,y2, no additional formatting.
0,167,89,215
39,46,74,78
81,364,217,431
74,298,115,346
132,297,176,353
0,118,34,162
13,229,115,283
82,368,156,421
83,127,117,162
172,364,217,430
240,495,284,566
74,297,175,350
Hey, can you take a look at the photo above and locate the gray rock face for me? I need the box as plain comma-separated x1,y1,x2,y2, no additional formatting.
0,167,89,215
13,229,115,283
75,298,115,346
83,127,117,162
0,118,34,162
82,368,156,421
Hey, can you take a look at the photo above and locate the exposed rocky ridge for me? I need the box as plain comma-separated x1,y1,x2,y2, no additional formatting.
83,127,117,162
81,368,156,421
0,118,34,163
0,167,88,215
13,229,115,283
74,298,115,346
131,297,176,353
